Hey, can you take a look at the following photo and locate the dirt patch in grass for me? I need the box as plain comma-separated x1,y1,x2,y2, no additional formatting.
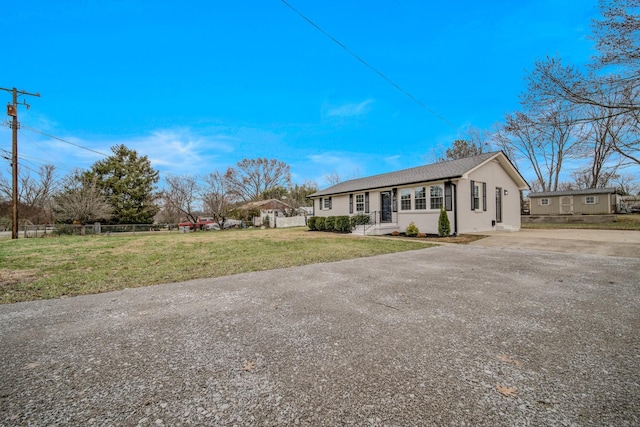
0,269,39,287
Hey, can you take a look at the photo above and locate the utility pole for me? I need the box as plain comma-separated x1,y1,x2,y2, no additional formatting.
1,87,40,239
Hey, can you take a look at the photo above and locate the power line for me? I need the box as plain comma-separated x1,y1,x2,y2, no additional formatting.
280,0,456,128
20,125,110,157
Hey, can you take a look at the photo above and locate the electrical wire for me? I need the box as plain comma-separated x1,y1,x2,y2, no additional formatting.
20,125,110,157
280,0,456,128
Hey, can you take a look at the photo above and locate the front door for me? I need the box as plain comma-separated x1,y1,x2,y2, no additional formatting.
495,187,503,223
380,191,392,223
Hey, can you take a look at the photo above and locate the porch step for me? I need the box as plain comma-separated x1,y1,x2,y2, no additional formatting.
353,224,400,236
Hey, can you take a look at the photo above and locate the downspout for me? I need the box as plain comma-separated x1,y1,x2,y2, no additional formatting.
452,182,458,236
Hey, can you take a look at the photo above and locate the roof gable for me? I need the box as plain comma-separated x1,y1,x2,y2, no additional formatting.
310,151,528,197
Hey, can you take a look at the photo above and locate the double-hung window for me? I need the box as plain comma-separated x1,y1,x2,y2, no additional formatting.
414,187,426,210
470,181,486,211
430,185,443,210
472,183,480,210
400,189,411,210
324,197,332,210
355,194,365,212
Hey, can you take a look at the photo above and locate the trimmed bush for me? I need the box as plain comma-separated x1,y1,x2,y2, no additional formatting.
438,207,451,237
324,216,335,232
315,217,326,231
334,216,352,233
405,221,419,237
307,216,317,231
350,213,370,228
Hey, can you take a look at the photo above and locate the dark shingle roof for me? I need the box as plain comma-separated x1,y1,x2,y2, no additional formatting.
310,152,502,197
529,188,617,198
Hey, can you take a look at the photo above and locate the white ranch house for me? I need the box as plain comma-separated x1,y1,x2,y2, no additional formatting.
309,151,529,235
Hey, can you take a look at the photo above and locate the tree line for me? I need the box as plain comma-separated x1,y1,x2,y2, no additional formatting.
0,145,317,228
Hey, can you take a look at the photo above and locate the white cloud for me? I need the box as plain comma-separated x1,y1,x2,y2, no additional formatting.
325,99,374,118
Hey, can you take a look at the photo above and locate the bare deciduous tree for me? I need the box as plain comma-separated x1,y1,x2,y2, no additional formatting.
54,171,112,233
0,164,57,224
162,175,201,223
323,171,341,186
201,170,235,229
225,158,291,202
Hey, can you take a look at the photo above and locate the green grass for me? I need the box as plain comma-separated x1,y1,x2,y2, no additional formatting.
0,227,433,304
522,214,640,230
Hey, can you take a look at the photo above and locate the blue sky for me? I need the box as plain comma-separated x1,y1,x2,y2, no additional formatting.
2,0,599,189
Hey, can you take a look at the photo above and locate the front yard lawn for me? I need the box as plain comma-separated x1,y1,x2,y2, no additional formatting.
0,227,432,304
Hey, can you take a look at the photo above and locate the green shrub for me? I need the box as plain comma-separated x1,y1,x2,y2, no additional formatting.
438,207,451,237
307,216,317,231
405,221,419,237
334,216,352,233
350,213,370,227
324,216,335,232
315,217,326,231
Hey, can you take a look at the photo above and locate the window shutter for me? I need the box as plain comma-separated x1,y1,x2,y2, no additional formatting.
444,182,452,211
470,181,475,210
328,197,332,209
349,194,353,214
365,192,370,213
319,198,323,210
482,183,487,211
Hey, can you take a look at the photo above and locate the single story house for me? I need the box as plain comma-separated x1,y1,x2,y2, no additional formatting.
308,151,529,235
528,188,620,215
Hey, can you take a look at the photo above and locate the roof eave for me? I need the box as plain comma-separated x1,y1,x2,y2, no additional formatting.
308,175,464,198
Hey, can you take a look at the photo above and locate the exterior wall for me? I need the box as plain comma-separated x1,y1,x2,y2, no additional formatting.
459,160,522,232
530,193,614,215
313,184,454,235
394,181,452,234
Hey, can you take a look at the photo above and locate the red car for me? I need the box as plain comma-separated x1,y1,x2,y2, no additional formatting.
178,217,217,230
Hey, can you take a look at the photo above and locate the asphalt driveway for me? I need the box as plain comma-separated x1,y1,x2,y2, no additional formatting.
469,229,640,258
1,242,639,426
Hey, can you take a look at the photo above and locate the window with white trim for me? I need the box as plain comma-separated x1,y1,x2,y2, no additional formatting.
414,187,426,210
324,197,332,210
400,189,411,210
430,185,443,210
540,198,550,206
584,196,597,204
472,183,480,210
355,194,365,212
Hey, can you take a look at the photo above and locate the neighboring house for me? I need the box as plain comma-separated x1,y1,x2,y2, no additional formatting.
238,199,294,227
529,188,620,215
308,151,529,235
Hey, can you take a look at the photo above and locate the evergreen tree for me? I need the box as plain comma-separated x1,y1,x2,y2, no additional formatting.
438,207,451,237
86,144,159,224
